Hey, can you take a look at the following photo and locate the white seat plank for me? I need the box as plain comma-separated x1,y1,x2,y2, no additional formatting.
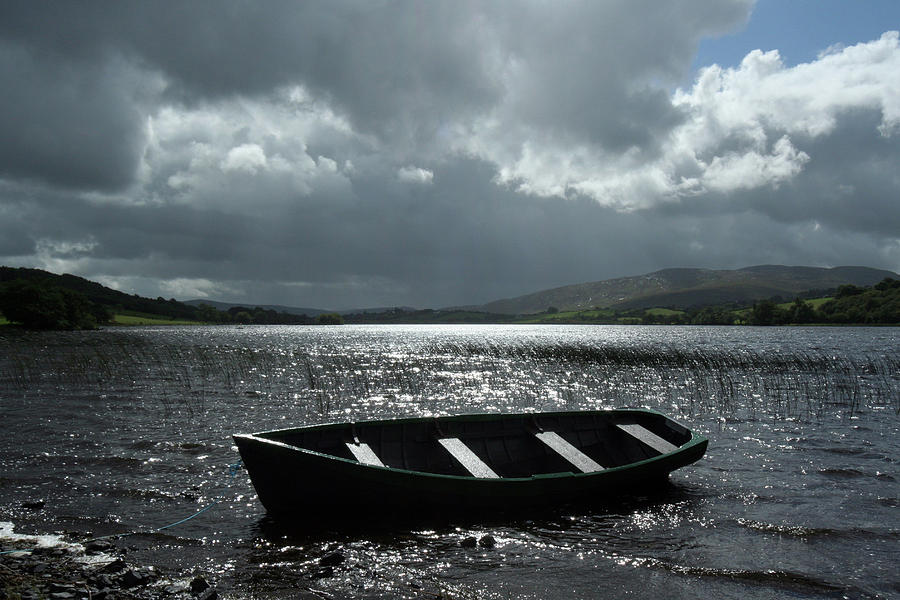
536,431,604,473
438,438,499,478
346,442,385,467
616,424,678,454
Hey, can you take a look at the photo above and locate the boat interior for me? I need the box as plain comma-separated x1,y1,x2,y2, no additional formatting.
258,412,693,479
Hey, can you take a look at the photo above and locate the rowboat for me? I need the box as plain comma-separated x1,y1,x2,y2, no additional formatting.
234,409,707,519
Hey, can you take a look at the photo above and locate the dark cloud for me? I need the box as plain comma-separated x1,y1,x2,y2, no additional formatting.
0,1,752,163
0,1,502,145
0,1,897,309
0,42,148,191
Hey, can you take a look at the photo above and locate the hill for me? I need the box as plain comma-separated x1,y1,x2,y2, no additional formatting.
184,299,329,317
1,266,200,321
184,299,416,317
474,265,900,314
0,267,319,327
4,264,898,328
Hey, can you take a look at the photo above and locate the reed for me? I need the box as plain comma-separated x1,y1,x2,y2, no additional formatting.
1,330,896,424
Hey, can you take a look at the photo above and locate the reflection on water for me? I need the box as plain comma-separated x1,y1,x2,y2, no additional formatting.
1,325,898,599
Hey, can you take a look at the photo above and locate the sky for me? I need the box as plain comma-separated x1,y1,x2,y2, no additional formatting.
1,1,899,310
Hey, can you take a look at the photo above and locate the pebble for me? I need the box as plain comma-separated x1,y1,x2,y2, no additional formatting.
0,534,219,600
85,540,116,555
100,558,127,573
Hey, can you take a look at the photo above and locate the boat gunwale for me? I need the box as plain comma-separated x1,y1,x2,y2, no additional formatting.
233,408,708,483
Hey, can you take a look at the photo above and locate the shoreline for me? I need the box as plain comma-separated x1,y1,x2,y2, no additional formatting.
0,524,218,600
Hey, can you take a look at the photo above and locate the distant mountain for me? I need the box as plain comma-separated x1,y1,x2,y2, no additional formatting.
474,265,900,314
340,306,418,315
7,264,898,322
184,299,416,316
184,299,330,317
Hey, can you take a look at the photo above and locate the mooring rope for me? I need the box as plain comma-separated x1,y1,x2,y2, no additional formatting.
0,460,243,555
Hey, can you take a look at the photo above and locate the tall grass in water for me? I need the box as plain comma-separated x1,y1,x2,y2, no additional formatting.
0,331,896,423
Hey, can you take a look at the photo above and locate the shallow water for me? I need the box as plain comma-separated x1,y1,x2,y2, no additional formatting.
1,325,898,599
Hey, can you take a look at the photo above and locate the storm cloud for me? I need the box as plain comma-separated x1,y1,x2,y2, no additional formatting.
0,1,898,309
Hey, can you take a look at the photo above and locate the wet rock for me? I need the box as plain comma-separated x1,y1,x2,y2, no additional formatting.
459,536,478,548
85,540,115,554
189,575,211,594
478,535,496,549
20,500,45,510
195,588,218,600
28,561,48,574
310,565,334,579
118,567,155,588
88,573,115,588
318,551,345,567
119,569,144,588
99,558,127,573
1,529,217,600
32,546,72,557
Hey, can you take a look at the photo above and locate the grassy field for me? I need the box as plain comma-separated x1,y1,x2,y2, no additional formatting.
518,308,618,323
112,313,204,326
645,307,687,317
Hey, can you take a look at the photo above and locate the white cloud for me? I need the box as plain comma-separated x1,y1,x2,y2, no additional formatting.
316,156,338,173
397,165,434,185
672,31,900,190
3,3,899,309
459,31,900,209
159,277,236,300
700,135,810,192
141,97,362,212
221,143,267,174
30,237,99,275
676,31,900,140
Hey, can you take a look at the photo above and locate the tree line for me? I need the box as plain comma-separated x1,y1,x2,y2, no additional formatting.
639,279,900,325
1,265,896,330
0,268,344,330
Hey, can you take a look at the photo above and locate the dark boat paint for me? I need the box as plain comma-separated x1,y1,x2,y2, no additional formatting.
234,409,708,519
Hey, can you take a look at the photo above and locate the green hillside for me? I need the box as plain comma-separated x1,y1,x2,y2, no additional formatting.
0,266,200,321
0,267,321,329
475,265,899,315
515,279,900,325
2,266,897,329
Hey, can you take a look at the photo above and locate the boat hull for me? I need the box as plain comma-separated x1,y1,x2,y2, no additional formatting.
234,409,708,520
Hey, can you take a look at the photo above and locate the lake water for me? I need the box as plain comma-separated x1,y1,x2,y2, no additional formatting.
1,325,898,599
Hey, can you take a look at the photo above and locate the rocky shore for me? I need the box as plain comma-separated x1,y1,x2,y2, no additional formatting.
0,535,218,600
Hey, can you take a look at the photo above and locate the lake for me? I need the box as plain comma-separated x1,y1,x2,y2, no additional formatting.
1,324,898,599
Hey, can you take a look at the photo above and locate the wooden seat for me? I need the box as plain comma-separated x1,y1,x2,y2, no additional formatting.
616,423,678,454
346,441,385,467
535,431,604,473
438,438,499,478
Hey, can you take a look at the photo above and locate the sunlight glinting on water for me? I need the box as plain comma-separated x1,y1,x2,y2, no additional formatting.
1,325,898,599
